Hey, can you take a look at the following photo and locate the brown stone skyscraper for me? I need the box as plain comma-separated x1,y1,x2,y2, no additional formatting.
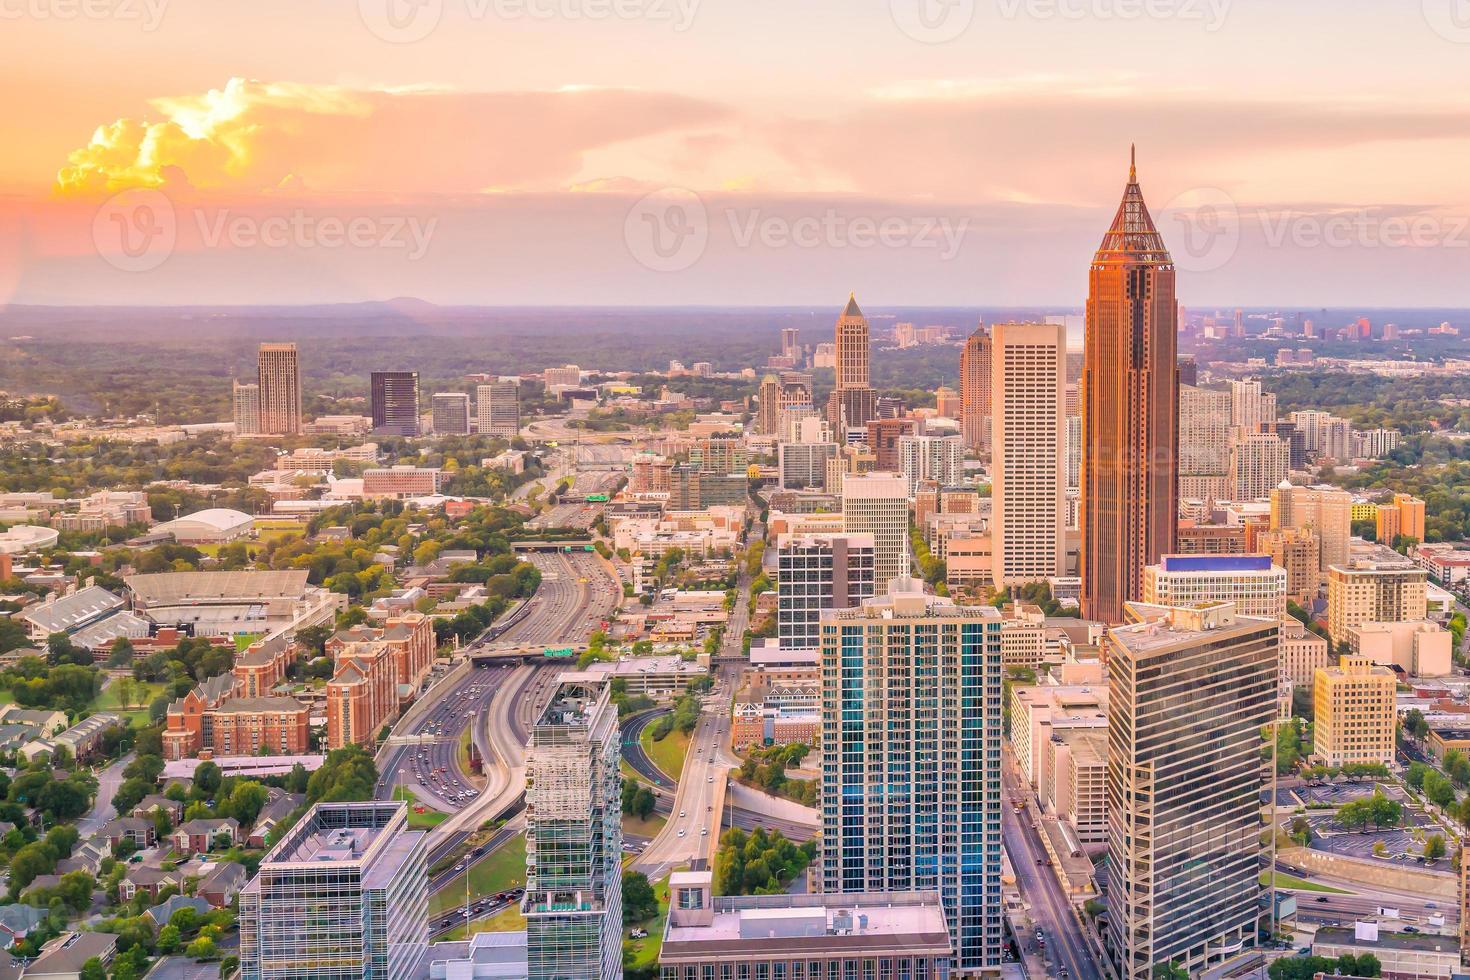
827,293,876,431
257,342,302,437
958,326,991,452
1081,148,1178,623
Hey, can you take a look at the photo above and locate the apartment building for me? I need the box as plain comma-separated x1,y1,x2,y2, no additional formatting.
1141,554,1287,621
775,532,876,653
1313,654,1396,766
361,466,445,500
1327,560,1429,644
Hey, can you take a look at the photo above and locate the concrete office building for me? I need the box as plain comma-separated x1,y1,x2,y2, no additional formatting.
431,392,471,435
1081,152,1178,624
232,381,261,436
1313,654,1396,766
240,801,428,980
1141,554,1288,621
990,321,1066,586
476,379,520,438
523,674,622,980
370,371,420,436
840,472,911,587
1259,526,1321,604
775,532,876,652
819,585,1004,974
257,342,302,436
959,326,992,452
1327,560,1428,644
1104,602,1277,979
660,873,952,980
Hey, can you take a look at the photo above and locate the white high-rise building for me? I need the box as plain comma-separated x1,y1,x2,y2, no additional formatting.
897,434,964,495
841,472,911,586
232,381,260,436
476,379,520,438
1230,432,1291,501
1179,384,1232,479
1228,378,1276,430
990,321,1065,586
1142,554,1288,620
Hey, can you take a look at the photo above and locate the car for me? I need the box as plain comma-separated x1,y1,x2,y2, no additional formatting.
701,828,708,836
1315,896,1330,903
679,810,686,818
1427,901,1438,909
678,829,686,838
1404,926,1420,934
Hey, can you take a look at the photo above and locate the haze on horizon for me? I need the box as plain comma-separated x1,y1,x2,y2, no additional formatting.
4,0,1470,307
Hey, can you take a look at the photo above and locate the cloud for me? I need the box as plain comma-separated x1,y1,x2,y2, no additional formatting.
55,77,728,198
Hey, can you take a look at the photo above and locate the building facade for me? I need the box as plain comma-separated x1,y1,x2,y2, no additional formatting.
959,326,992,452
1104,602,1277,978
1327,560,1428,643
240,802,428,980
1081,151,1178,624
840,472,911,588
430,392,471,435
1141,554,1287,621
1313,654,1396,766
990,321,1066,586
523,674,623,980
819,586,1004,974
476,379,521,438
775,532,876,652
257,342,302,437
370,371,420,436
827,294,876,431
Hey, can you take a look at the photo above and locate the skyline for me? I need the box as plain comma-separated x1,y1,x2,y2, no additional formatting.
5,0,1470,305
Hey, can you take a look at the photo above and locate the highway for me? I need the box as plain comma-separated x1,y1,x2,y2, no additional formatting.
1002,751,1105,980
483,551,621,650
376,664,516,811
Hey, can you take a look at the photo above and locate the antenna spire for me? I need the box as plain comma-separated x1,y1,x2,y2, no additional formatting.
1129,143,1137,182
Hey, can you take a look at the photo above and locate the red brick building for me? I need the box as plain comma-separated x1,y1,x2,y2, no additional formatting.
325,613,435,751
161,634,309,761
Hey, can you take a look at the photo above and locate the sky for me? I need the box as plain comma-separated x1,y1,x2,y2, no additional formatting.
4,0,1470,307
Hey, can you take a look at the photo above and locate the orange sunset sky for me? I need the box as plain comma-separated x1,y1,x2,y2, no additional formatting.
3,0,1470,306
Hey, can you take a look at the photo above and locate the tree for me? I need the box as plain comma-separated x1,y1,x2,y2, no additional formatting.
113,676,136,710
156,924,182,953
622,871,658,924
1406,761,1429,790
79,959,107,980
185,935,217,960
193,761,222,795
1423,770,1457,809
1152,965,1188,980
1425,833,1447,860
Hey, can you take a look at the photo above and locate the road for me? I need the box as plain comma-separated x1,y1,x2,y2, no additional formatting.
79,751,134,837
375,664,516,811
483,551,620,650
631,706,731,879
1002,753,1105,980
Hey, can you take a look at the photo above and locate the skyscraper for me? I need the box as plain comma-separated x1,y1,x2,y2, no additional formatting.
990,321,1066,586
256,342,302,436
431,392,471,435
239,801,428,980
232,380,260,436
476,379,520,438
819,584,1004,973
523,674,622,980
1104,602,1277,978
1081,148,1178,623
958,326,992,452
781,326,802,361
840,472,910,586
826,293,876,431
371,371,420,436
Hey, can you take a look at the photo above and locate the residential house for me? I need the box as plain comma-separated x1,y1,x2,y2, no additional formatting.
98,817,156,850
247,790,302,848
197,861,247,908
173,818,238,855
27,932,117,980
118,866,182,903
143,895,211,928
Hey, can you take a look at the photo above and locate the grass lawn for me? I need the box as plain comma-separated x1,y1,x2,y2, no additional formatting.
392,787,449,831
90,680,167,725
624,811,667,839
233,633,264,652
1260,870,1351,894
430,835,527,917
623,876,670,971
640,726,690,781
457,726,478,782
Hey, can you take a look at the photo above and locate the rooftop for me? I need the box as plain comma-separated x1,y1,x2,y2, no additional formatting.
1314,925,1460,954
663,891,950,960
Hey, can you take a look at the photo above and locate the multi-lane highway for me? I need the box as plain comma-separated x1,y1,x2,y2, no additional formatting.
484,551,620,650
376,665,518,811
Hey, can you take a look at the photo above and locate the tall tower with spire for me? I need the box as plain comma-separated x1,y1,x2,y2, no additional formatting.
827,293,877,431
1081,147,1179,624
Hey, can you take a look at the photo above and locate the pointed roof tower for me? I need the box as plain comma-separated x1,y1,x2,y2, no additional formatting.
842,292,863,318
1094,146,1173,267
